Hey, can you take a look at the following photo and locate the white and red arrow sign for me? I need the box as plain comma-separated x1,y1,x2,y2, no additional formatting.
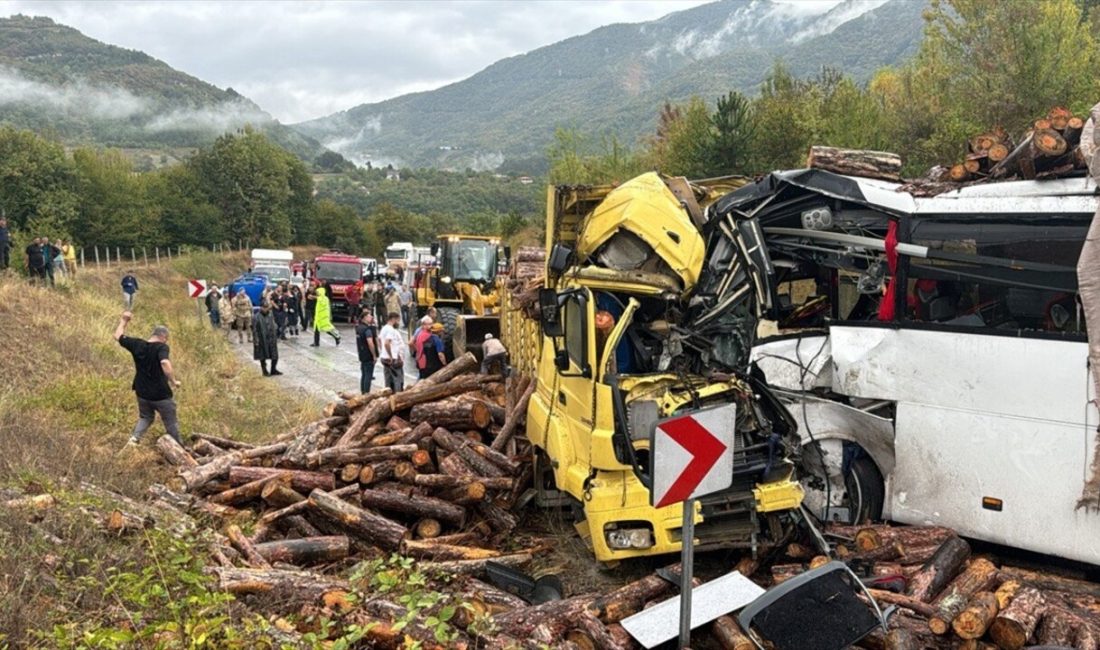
650,404,736,508
188,279,208,298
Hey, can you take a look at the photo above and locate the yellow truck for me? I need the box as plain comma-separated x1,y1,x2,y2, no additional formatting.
502,172,805,562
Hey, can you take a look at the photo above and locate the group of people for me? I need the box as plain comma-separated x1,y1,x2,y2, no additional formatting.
346,280,413,327
23,233,77,286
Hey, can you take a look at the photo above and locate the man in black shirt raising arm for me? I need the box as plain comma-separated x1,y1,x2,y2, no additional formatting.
113,311,183,447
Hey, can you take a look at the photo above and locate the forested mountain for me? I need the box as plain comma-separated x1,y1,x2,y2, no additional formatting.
0,15,336,165
293,0,926,170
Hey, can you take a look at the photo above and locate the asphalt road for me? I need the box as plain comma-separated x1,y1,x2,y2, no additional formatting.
230,321,419,404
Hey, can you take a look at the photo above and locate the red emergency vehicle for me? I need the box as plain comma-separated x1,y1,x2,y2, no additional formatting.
310,251,363,311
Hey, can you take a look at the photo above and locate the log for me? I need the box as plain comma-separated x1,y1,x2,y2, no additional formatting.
1065,117,1085,146
464,577,528,612
421,351,479,386
411,398,492,430
258,484,358,526
191,438,226,458
806,146,903,182
385,415,410,431
367,430,406,447
988,142,1010,162
415,518,442,539
431,531,486,547
1033,127,1069,158
193,432,254,450
405,473,513,491
214,566,348,604
395,421,435,446
439,451,476,477
419,552,533,576
339,464,362,484
261,481,305,508
400,539,502,561
492,594,596,639
954,591,999,640
990,133,1035,179
343,387,393,411
884,629,918,650
280,417,345,466
226,524,272,569
989,586,1045,650
393,461,418,483
1034,606,1080,646
995,579,1021,609
359,460,397,485
228,466,334,493
477,500,518,534
253,536,350,565
433,428,506,477
949,164,971,182
308,488,407,550
928,558,998,634
211,472,291,506
567,613,634,650
713,614,754,650
179,442,287,491
905,536,970,602
337,374,491,446
410,449,436,473
156,435,198,468
771,563,805,584
867,589,938,619
103,508,154,534
491,380,535,452
359,488,467,526
999,566,1100,600
588,565,681,623
304,444,418,469
283,514,321,538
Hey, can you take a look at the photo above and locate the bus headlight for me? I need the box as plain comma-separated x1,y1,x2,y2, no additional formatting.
440,276,452,284
606,526,654,550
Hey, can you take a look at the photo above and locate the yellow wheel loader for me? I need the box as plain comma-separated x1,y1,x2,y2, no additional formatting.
413,234,506,358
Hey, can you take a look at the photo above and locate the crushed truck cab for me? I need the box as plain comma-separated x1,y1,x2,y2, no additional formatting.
508,172,804,562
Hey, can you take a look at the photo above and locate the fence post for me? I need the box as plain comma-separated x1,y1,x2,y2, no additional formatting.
143,247,148,267
167,247,172,261
131,248,136,265
80,248,85,268
178,246,183,258
94,247,99,266
116,247,120,266
155,247,160,264
105,247,110,268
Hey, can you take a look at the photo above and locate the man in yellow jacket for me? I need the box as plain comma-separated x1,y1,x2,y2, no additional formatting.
311,287,341,347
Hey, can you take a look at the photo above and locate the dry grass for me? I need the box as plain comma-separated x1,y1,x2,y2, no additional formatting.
0,252,318,646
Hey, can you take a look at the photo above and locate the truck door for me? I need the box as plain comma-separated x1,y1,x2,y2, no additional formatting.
552,288,597,482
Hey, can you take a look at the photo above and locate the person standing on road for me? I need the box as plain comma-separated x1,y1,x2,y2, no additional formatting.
374,282,387,326
346,280,362,324
25,237,46,286
303,286,316,332
205,283,222,329
218,289,233,336
287,285,302,337
384,283,402,328
121,270,139,308
355,311,379,393
62,239,76,278
232,289,253,344
399,284,413,329
379,311,406,392
252,302,281,376
311,286,341,347
114,311,182,446
0,218,11,271
481,333,509,374
416,322,447,379
271,285,289,340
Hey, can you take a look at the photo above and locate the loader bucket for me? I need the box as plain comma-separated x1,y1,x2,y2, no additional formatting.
454,315,500,360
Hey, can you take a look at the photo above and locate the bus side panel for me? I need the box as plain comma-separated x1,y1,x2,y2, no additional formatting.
892,402,1100,565
829,327,1092,427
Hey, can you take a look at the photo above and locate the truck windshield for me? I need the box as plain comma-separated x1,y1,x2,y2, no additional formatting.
448,240,497,282
316,262,361,282
255,266,290,280
384,248,408,261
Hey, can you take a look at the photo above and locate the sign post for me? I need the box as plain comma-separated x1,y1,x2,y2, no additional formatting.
189,279,208,325
649,403,737,649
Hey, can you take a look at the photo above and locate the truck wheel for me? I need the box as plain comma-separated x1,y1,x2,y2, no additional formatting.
437,307,460,356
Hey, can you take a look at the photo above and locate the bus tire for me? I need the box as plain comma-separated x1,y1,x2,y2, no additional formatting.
846,456,885,524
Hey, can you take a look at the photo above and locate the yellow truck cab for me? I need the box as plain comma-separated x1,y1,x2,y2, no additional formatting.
509,173,805,562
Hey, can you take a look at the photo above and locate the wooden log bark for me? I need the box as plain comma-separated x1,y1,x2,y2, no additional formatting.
226,524,271,569
283,514,321,538
855,526,953,552
308,488,408,550
1034,606,1080,646
193,432,254,450
433,428,507,477
156,435,198,468
989,586,1046,650
867,589,938,619
211,472,291,506
400,539,502,560
999,566,1100,600
1065,117,1086,146
421,351,479,385
253,536,350,565
476,500,517,534
884,629,918,650
337,374,490,446
953,591,999,640
396,421,435,446
258,484,358,526
439,452,476,477
359,488,467,526
995,579,1021,609
566,613,634,650
359,460,397,485
404,473,513,491
261,481,305,508
180,442,287,491
905,536,970,602
304,444,418,469
411,398,492,430
213,566,348,604
280,417,345,466
419,552,533,576
928,558,998,634
227,465,334,492
491,380,535,452
587,565,681,623
410,449,436,473
806,146,903,182
440,481,487,505
713,614,754,650
491,594,595,639
990,134,1034,179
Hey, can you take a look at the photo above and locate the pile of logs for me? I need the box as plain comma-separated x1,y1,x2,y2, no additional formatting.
948,106,1090,183
765,523,1100,650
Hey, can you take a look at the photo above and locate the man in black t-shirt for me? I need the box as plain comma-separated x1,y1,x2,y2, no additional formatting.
25,237,46,285
355,311,378,394
113,311,183,446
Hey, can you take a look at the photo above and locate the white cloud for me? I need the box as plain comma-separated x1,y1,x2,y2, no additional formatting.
0,65,149,118
0,0,723,123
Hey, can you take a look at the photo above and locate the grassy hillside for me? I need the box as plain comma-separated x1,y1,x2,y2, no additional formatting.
0,15,334,165
293,0,926,170
0,254,315,646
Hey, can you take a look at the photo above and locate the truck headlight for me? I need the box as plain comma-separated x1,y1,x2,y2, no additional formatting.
440,276,452,284
606,527,654,550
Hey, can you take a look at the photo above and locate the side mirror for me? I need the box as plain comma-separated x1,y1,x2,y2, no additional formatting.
430,243,439,256
539,288,563,337
554,349,570,372
503,245,512,265
548,244,572,275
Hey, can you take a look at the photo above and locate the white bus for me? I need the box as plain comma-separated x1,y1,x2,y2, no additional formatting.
728,170,1100,565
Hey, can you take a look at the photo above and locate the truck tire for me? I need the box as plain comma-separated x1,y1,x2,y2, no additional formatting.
437,307,460,357
801,440,884,525
844,456,885,525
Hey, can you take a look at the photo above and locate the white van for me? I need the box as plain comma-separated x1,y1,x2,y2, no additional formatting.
250,249,295,289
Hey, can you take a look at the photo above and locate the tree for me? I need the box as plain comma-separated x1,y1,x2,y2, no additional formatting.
706,91,755,176
648,96,713,178
71,148,157,248
0,127,77,232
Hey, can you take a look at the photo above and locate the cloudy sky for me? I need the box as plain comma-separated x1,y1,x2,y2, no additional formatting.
0,0,841,124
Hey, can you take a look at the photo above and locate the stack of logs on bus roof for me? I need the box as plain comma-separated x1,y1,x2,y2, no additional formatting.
948,106,1090,183
766,523,1100,650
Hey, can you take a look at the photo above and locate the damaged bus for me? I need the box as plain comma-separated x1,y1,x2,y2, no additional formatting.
730,169,1100,565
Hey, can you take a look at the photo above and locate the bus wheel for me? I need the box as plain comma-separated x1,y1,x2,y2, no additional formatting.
801,440,884,525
